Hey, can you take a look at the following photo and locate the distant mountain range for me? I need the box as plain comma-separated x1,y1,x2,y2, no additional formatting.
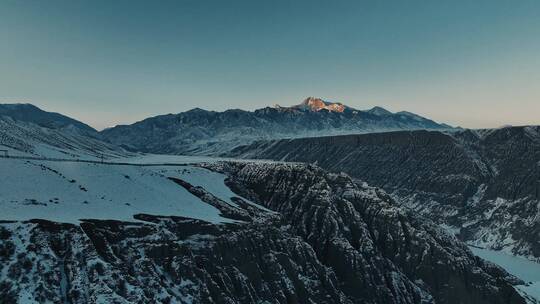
0,99,453,157
100,97,453,155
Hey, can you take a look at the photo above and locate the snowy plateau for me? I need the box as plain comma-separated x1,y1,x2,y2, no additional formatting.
0,158,258,224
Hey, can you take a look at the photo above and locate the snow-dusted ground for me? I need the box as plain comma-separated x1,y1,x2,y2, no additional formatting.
470,246,540,302
0,157,266,224
113,153,229,164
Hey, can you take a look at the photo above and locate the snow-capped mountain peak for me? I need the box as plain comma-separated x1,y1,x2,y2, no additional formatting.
294,97,351,112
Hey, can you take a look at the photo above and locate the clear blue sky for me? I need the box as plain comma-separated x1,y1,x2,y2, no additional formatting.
1,0,539,130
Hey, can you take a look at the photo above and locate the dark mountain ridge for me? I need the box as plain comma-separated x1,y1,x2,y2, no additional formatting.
0,103,97,135
228,126,540,261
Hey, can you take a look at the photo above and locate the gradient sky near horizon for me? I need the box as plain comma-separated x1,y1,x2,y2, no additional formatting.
1,0,539,130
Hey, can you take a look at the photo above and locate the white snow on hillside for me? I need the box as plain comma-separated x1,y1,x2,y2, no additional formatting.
0,158,259,224
470,246,540,302
160,166,274,212
0,117,129,161
0,114,281,224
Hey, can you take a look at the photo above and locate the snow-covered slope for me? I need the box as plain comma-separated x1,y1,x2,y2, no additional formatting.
0,159,245,224
0,116,128,160
0,104,263,224
0,103,131,161
0,103,96,134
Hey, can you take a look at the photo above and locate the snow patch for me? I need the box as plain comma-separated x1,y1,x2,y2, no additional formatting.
470,246,540,302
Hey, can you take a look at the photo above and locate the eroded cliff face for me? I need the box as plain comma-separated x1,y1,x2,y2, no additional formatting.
213,162,525,304
228,127,540,260
0,162,526,303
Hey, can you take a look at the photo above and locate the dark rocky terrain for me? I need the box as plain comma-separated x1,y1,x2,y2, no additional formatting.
100,97,451,155
0,162,528,303
228,126,540,261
